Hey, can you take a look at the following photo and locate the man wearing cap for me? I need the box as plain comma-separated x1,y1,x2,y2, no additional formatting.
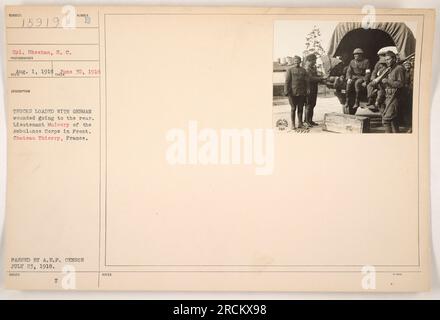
345,48,371,108
366,49,389,107
284,55,308,129
381,51,406,133
304,53,323,127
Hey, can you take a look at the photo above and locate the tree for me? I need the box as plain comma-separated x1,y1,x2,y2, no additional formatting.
303,25,326,58
303,25,326,72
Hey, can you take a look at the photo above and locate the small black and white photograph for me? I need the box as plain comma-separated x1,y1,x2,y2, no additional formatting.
273,20,416,133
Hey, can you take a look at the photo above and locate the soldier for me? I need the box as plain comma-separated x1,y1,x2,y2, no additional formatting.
401,59,414,132
366,51,388,107
284,55,308,129
381,51,406,133
333,62,349,94
332,54,350,105
345,48,371,108
333,64,348,103
304,53,323,127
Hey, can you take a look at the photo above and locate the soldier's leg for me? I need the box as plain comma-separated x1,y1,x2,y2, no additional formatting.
391,118,400,133
382,99,400,134
406,91,413,130
334,77,346,105
366,82,377,105
304,97,311,126
297,96,305,128
333,77,340,91
309,92,318,125
346,78,353,93
375,87,385,113
354,78,364,107
354,78,364,93
288,95,297,129
376,87,384,103
383,119,392,133
344,79,353,107
335,77,343,93
400,88,412,131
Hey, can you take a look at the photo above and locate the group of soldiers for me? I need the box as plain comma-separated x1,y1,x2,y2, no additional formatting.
284,47,413,133
283,53,323,129
336,47,410,133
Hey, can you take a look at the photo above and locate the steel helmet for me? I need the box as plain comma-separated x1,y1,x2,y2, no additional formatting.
353,48,364,54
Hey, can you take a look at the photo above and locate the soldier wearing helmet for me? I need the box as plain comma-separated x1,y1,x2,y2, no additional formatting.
284,55,308,129
345,48,371,108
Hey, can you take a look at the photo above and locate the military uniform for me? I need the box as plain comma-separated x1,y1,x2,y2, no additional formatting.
382,63,406,133
333,65,349,105
284,65,308,128
400,63,414,129
367,60,387,105
333,65,348,92
305,62,321,125
346,58,371,92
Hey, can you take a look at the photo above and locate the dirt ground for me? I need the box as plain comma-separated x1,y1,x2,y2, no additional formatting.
273,95,411,134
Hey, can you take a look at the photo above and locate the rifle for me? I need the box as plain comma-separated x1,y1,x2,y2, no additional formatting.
371,53,415,85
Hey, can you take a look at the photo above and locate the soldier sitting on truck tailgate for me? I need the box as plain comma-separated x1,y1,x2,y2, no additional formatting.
284,55,308,129
345,48,371,109
367,50,388,108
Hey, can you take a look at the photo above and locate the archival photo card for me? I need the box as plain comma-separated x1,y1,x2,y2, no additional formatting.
273,20,417,134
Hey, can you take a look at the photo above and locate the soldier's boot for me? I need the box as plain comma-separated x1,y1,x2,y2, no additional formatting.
391,119,400,133
310,108,318,126
303,107,311,127
366,96,375,106
291,112,296,130
370,99,381,112
344,97,350,108
354,94,361,108
344,82,352,108
297,110,304,128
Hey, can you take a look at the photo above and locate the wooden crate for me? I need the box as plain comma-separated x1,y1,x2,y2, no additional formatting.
323,112,370,133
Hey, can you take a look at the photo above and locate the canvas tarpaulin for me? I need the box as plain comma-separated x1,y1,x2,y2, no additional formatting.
327,22,416,59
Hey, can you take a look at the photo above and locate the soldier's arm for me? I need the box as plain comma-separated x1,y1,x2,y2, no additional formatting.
388,67,406,88
308,70,321,82
346,62,353,79
371,62,380,79
284,69,292,96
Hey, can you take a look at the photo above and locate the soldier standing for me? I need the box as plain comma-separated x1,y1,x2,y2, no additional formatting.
304,54,323,127
402,59,414,132
345,48,371,108
381,51,406,133
284,55,308,129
